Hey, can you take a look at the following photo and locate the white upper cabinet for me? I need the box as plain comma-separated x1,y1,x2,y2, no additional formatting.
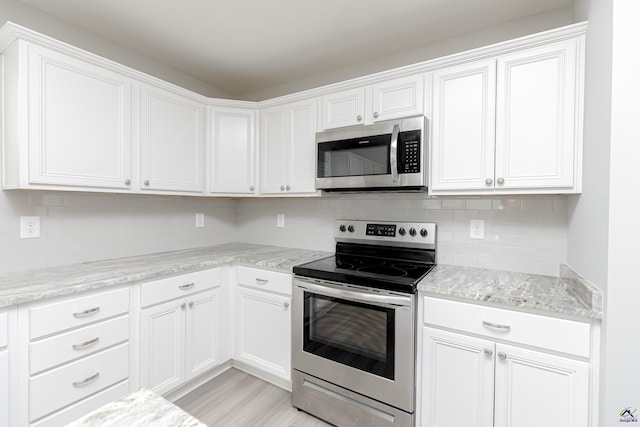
321,74,425,129
139,84,205,194
209,107,257,195
260,98,319,195
2,41,133,190
430,36,584,195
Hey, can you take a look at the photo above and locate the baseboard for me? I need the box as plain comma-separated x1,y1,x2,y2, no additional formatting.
232,359,292,392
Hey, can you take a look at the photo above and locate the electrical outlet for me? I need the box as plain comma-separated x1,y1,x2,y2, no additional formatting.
276,214,285,228
469,219,485,240
195,213,205,228
20,216,40,239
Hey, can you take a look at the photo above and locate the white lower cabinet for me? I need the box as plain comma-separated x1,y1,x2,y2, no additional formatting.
19,287,131,426
234,267,291,387
1,310,10,427
420,296,591,427
139,268,222,395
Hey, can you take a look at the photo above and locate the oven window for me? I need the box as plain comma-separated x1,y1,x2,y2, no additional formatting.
303,292,394,379
317,135,391,178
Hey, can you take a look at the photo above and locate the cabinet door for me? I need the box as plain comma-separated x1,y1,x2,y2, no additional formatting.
430,60,496,192
140,85,205,193
0,350,7,427
422,328,494,427
287,99,318,194
321,87,366,129
235,286,291,380
370,74,424,122
260,108,288,194
139,299,185,394
27,43,133,189
209,107,256,195
494,344,589,427
495,39,580,191
185,288,220,380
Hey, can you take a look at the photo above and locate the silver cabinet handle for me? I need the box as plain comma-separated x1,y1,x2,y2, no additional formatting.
498,352,507,360
73,307,100,318
188,301,194,308
284,302,290,308
356,115,363,122
390,124,400,183
482,321,511,331
485,178,493,185
181,303,186,310
484,348,493,357
144,180,150,186
73,372,99,387
125,179,131,185
179,283,195,290
72,337,100,350
255,278,269,285
497,177,505,185
373,112,379,119
249,186,254,191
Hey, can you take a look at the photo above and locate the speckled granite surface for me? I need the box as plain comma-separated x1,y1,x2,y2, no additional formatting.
418,264,602,319
0,243,331,308
65,388,205,427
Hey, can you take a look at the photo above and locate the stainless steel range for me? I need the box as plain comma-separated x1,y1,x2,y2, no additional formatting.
292,219,436,427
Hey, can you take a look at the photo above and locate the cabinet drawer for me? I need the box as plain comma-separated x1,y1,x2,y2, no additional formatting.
29,287,129,339
140,268,220,308
29,343,129,422
237,266,291,295
0,311,7,348
423,297,591,357
30,315,129,375
31,380,129,427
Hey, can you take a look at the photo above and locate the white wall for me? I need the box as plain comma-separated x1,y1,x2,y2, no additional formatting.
237,194,568,276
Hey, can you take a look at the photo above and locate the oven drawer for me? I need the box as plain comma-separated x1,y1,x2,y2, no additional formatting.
237,266,291,295
29,287,130,340
140,268,220,308
423,296,590,357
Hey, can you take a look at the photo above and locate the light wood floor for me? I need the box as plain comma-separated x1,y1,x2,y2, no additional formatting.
175,368,332,426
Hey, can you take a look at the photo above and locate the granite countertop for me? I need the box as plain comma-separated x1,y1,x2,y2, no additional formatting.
65,388,204,427
0,242,331,308
418,264,602,319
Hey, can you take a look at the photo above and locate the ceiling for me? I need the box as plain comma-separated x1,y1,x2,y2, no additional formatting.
19,0,571,98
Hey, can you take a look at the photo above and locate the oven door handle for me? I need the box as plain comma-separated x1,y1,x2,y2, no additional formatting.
295,281,412,309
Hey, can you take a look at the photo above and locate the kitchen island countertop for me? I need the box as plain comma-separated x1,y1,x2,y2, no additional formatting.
65,388,204,427
418,263,602,319
0,242,331,308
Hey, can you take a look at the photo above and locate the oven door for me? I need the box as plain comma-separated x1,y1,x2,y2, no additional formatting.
292,276,415,412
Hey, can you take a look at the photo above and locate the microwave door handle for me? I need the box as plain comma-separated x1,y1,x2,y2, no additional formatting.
390,124,400,183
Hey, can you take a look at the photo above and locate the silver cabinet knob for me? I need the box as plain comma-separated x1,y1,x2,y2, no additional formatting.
497,177,505,185
188,301,194,308
498,352,507,360
373,112,379,118
249,186,254,191
181,303,186,310
485,178,493,186
356,115,363,122
284,302,290,308
286,185,291,191
484,348,493,357
144,180,150,186
280,185,285,191
125,179,131,185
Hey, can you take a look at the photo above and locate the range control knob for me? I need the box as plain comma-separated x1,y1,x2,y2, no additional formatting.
409,227,417,237
398,227,406,236
339,224,347,232
347,225,355,233
420,228,428,237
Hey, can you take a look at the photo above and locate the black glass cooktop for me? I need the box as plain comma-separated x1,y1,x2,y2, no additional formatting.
293,246,435,294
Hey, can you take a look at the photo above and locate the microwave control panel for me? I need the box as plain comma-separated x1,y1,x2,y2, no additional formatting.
399,131,421,173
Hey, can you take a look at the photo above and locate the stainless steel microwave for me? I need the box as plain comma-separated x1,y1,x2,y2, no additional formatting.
315,116,428,191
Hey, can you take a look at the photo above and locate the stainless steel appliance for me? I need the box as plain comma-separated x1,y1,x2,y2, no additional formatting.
292,220,436,427
315,116,428,191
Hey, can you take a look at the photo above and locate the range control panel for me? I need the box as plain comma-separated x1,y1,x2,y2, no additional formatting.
335,219,436,248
